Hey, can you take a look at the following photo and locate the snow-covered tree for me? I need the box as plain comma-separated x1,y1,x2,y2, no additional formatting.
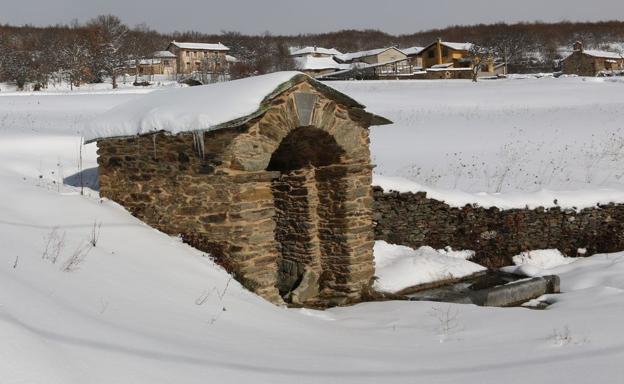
468,44,494,82
59,36,91,90
86,15,129,89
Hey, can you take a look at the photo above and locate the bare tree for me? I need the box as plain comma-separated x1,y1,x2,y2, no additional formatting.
87,15,129,89
483,29,533,75
59,36,91,90
468,44,494,82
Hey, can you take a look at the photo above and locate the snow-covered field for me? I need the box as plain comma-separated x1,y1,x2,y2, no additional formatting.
332,77,624,196
2,77,624,383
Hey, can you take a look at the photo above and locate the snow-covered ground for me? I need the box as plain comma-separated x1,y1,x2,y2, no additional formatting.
2,76,624,383
332,77,624,196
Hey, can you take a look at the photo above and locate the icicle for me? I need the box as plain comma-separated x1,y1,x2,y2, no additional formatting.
193,131,205,160
152,134,157,159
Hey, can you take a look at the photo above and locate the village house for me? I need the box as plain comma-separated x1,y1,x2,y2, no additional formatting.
335,47,407,65
417,39,495,79
127,50,178,78
86,72,391,307
293,56,350,77
419,39,473,69
166,41,230,75
290,46,349,77
561,41,624,76
333,47,414,79
402,46,425,68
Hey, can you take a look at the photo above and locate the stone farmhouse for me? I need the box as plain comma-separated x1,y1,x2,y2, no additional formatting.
86,72,391,307
561,41,624,76
166,41,230,75
127,41,235,79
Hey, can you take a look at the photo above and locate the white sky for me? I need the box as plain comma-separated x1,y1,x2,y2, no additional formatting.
2,0,623,35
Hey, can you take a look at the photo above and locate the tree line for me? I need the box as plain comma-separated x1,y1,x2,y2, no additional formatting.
2,17,624,89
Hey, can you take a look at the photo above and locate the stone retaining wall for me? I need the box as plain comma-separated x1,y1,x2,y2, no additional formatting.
373,186,624,268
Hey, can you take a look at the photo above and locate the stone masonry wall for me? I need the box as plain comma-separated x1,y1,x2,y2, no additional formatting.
373,186,624,268
562,51,598,76
97,131,283,302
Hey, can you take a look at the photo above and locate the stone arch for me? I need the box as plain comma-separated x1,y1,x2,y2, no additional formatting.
267,126,345,171
267,125,370,305
226,88,370,173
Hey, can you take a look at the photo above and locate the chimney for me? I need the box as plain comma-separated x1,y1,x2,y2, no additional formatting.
573,41,584,52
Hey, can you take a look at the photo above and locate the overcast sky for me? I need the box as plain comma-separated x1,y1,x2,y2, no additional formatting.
2,0,624,35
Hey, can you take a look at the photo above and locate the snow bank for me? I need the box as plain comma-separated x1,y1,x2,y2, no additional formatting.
83,71,304,142
374,174,624,210
373,241,485,293
512,249,576,269
502,249,577,277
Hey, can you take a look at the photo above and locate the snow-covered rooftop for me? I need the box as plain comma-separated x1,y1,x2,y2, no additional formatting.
582,49,623,60
169,41,230,51
402,46,424,56
225,54,238,63
441,42,474,51
290,46,342,56
84,71,386,142
294,56,348,71
152,50,176,58
336,47,405,62
430,62,454,69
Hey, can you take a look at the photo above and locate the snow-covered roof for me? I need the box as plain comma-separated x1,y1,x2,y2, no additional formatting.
153,51,176,58
126,59,162,68
430,63,454,69
402,46,424,56
225,54,238,63
440,42,474,51
582,49,623,60
84,72,390,142
294,56,348,71
169,41,230,51
290,46,342,56
336,47,405,62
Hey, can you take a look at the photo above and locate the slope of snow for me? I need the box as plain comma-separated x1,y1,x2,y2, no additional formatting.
373,241,484,293
83,71,305,142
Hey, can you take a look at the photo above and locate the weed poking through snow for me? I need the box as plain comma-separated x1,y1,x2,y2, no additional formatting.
42,227,66,264
195,277,233,325
429,305,463,342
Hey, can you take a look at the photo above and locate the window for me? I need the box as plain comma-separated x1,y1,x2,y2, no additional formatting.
428,49,434,58
443,47,449,57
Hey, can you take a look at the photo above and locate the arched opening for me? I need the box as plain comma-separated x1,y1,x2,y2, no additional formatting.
267,126,346,302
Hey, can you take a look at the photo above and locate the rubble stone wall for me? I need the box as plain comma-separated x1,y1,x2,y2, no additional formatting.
373,186,624,268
